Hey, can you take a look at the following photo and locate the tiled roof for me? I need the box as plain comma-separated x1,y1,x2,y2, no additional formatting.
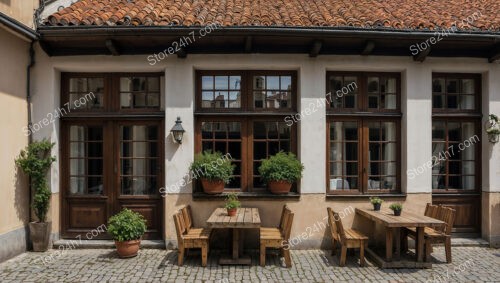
44,0,499,32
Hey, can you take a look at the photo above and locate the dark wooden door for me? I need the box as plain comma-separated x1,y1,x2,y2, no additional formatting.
61,120,164,239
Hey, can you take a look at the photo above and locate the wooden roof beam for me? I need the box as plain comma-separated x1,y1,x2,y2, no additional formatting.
105,39,119,56
361,40,375,55
309,40,322,57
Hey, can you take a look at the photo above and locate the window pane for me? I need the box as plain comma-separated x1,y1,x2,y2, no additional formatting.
147,77,160,92
459,95,474,110
433,78,445,93
214,76,228,90
202,76,213,90
432,122,446,141
461,79,474,94
368,77,379,93
229,76,241,90
446,79,459,93
281,76,292,90
267,76,280,89
70,78,87,92
254,76,265,89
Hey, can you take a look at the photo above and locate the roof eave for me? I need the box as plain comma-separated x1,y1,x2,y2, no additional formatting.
37,25,500,40
0,12,38,41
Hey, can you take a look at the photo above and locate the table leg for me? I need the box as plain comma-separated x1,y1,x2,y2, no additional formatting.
394,227,401,260
219,228,251,265
386,228,393,262
416,227,424,262
232,228,239,259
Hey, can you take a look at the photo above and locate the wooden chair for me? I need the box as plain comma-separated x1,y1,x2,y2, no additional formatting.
404,204,456,263
260,205,287,234
173,210,212,267
327,207,368,266
260,206,294,267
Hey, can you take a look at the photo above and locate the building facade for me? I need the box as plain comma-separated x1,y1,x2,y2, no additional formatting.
1,1,499,262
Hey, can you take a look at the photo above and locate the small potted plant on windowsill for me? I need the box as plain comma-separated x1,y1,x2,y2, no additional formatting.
389,203,403,216
369,197,384,211
190,151,235,195
15,140,56,252
259,152,304,194
108,208,147,258
224,192,241,217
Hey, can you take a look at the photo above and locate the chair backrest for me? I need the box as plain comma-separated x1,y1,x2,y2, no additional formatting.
282,209,294,241
279,205,288,231
425,203,440,218
438,206,456,235
327,207,346,243
173,212,186,244
181,205,193,232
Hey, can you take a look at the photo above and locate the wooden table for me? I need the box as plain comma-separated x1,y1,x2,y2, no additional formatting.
355,207,444,268
206,207,261,265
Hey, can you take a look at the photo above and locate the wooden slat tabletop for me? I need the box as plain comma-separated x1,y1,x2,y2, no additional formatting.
355,207,444,228
206,208,261,228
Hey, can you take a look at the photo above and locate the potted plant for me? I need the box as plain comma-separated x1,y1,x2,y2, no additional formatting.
369,197,384,211
486,114,500,143
15,140,56,252
190,151,234,194
107,208,147,258
258,152,304,194
224,192,241,217
389,203,403,216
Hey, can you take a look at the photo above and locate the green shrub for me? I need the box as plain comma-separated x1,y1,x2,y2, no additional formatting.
190,151,235,183
369,197,384,204
224,192,241,210
389,203,403,211
15,140,56,223
107,209,147,242
258,152,304,183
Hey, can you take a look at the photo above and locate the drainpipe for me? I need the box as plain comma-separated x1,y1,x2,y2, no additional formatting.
27,40,35,222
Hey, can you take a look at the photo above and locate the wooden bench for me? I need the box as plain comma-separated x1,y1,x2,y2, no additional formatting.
173,206,212,267
260,205,294,267
403,204,456,263
327,207,368,266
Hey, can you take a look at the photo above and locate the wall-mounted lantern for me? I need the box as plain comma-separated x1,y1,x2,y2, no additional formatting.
170,117,185,144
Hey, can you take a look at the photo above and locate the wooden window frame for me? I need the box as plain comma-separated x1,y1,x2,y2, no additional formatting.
195,70,298,113
432,73,481,194
326,72,402,195
326,72,401,114
61,73,164,116
195,70,298,193
432,73,481,113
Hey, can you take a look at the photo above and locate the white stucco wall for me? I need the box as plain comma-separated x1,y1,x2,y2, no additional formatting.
31,49,500,197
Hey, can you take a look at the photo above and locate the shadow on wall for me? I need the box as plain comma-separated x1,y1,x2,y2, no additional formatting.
0,0,11,5
14,166,29,225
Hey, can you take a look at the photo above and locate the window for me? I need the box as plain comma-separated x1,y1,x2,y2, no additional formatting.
432,74,480,192
326,72,401,194
62,73,163,112
195,71,297,192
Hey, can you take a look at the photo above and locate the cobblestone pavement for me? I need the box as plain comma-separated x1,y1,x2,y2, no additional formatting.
0,247,498,282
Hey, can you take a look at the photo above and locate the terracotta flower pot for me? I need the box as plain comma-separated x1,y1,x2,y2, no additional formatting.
201,178,225,194
227,208,237,216
393,209,402,216
268,180,292,194
115,239,141,258
29,221,52,252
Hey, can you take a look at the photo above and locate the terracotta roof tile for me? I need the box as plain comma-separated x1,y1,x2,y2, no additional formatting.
43,0,499,32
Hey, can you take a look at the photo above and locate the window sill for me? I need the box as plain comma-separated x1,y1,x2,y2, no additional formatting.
326,193,406,199
192,191,301,201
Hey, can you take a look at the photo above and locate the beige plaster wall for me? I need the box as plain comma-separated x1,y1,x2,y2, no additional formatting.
165,193,431,249
0,29,29,235
0,0,37,28
482,192,500,248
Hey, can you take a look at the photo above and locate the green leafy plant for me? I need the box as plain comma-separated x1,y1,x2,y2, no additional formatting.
15,140,56,223
108,209,147,242
486,128,500,135
190,151,235,183
224,192,241,210
258,152,304,183
389,203,403,211
369,197,384,205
